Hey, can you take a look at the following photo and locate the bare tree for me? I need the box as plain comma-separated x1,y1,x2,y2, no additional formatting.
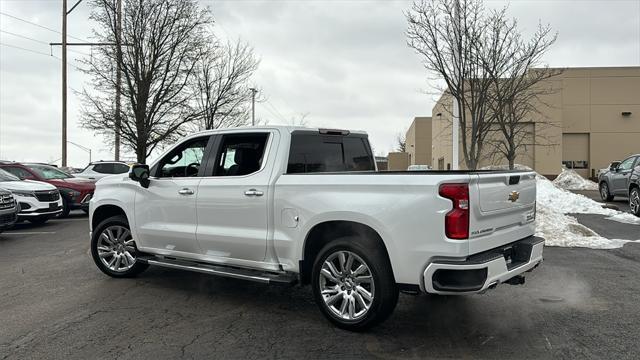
407,0,495,170
396,133,407,152
80,0,212,162
482,10,561,169
287,112,310,127
191,39,259,130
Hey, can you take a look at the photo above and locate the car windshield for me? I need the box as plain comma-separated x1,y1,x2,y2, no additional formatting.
0,168,20,182
27,165,72,180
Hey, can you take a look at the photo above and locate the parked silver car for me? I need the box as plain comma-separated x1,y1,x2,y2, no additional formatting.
598,154,640,216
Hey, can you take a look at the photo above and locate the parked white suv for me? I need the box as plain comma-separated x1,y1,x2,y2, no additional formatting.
89,126,543,330
75,161,130,181
0,169,62,224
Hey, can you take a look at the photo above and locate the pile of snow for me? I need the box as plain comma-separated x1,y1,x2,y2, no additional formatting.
535,175,638,249
481,164,639,249
534,206,629,249
552,167,598,191
536,175,640,224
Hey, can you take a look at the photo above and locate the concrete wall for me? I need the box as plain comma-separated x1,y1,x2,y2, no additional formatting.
405,117,433,166
387,152,409,171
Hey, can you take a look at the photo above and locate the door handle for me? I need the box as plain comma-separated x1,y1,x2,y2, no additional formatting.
178,188,194,195
244,189,264,197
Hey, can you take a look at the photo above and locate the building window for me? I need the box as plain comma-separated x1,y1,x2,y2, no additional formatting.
438,157,444,170
563,160,589,169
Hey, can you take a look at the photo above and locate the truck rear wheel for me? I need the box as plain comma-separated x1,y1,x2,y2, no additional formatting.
311,236,398,331
91,215,148,278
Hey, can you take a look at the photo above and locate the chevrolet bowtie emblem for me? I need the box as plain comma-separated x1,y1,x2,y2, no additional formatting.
508,191,520,202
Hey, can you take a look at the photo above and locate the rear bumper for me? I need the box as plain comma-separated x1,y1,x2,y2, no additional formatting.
423,236,544,295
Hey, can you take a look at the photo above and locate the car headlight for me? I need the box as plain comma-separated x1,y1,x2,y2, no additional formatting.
11,190,35,197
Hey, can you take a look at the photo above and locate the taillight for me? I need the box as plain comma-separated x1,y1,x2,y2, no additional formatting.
439,183,469,239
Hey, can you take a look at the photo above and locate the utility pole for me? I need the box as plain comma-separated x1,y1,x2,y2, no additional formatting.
55,0,126,165
114,0,122,161
249,88,257,126
61,0,68,167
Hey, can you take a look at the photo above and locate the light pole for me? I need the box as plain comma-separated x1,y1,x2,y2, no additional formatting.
67,140,92,164
249,88,258,126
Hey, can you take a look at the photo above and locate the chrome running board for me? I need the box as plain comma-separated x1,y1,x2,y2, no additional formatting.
139,256,297,285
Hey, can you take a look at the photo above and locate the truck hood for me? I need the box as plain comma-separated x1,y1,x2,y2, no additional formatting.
0,179,57,192
48,178,96,191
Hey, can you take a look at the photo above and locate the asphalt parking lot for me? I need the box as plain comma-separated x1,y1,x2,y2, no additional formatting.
2,213,640,360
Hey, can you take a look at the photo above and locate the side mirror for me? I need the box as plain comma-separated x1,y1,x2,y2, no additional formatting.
129,164,150,188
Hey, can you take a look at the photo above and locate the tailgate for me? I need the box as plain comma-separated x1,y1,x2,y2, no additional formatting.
468,171,536,254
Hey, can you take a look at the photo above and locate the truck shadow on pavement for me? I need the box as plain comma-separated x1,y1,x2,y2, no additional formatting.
108,265,576,359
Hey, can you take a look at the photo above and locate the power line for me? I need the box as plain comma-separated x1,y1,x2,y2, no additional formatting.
0,41,57,58
0,29,48,45
262,100,288,123
0,42,86,71
264,99,289,122
0,29,90,56
0,11,87,42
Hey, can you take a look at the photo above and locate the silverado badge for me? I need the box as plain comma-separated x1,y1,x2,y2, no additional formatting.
508,191,520,202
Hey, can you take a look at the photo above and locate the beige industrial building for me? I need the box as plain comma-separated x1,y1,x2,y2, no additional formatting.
392,66,640,178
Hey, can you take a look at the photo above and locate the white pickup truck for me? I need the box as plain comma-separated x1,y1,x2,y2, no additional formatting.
89,126,543,330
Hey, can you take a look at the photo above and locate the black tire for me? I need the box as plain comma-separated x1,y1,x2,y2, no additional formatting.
59,197,70,218
311,236,398,331
82,209,89,215
600,182,614,202
91,215,148,278
630,187,640,217
28,216,50,225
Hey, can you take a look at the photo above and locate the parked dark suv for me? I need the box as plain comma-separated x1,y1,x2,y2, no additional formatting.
598,154,640,216
0,162,95,218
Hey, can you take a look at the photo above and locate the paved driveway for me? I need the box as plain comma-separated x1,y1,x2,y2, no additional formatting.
1,215,640,359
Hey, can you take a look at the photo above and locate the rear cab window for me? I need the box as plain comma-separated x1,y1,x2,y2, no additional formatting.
287,131,375,174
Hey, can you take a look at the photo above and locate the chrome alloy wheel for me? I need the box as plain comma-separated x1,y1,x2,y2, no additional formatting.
97,225,137,272
319,250,375,321
601,183,609,200
631,189,640,215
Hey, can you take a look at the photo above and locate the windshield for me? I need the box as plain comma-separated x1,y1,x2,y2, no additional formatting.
0,168,20,182
27,165,72,180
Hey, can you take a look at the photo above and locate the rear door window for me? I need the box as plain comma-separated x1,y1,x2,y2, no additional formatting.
211,133,270,177
92,163,115,174
287,133,374,173
113,163,130,174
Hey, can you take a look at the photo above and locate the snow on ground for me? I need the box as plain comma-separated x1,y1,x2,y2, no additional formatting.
481,164,639,249
552,167,598,191
536,174,639,248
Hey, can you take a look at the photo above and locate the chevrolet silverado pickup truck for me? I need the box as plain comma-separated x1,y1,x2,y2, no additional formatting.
89,126,543,330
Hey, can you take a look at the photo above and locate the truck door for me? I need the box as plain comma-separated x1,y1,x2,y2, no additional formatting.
195,130,277,262
134,136,213,254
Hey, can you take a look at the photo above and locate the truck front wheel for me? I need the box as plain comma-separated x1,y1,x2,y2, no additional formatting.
600,182,614,201
311,236,398,331
91,215,148,278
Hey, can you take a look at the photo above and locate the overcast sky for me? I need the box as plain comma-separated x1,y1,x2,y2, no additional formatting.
1,0,639,167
